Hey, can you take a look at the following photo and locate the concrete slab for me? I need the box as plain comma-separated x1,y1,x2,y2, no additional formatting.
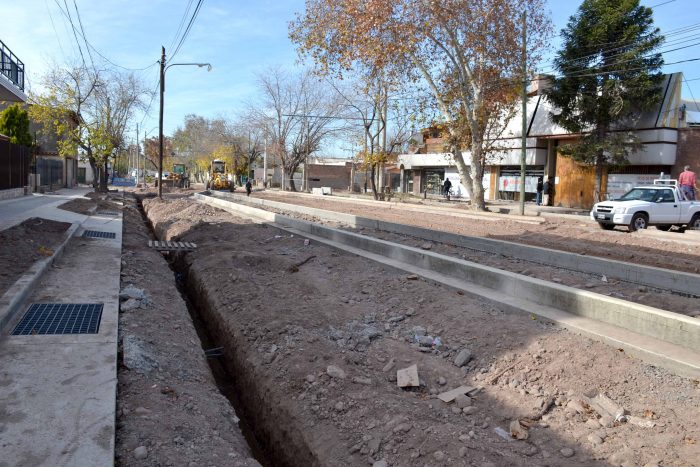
0,208,121,466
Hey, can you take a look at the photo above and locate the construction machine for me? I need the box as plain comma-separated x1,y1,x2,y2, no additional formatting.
170,163,190,188
205,159,235,192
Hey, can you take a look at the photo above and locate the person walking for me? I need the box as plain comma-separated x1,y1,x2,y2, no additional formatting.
536,177,544,205
245,179,252,196
678,165,697,200
442,177,452,198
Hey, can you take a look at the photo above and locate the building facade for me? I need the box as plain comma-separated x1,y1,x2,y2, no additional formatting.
398,73,691,208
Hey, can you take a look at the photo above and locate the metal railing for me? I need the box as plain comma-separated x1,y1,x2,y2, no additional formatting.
0,39,25,91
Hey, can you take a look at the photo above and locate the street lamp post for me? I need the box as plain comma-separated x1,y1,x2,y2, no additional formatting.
158,46,212,199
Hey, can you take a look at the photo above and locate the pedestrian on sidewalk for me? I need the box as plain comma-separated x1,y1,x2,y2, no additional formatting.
442,177,452,198
245,179,252,196
678,165,697,200
536,177,544,205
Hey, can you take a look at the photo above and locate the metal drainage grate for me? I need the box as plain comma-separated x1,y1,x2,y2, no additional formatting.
11,303,103,335
83,230,116,239
96,211,118,216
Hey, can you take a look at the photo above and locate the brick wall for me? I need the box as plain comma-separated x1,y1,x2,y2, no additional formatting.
307,163,351,190
675,128,700,177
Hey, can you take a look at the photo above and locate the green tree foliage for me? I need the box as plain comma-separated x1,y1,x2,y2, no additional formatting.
29,66,146,192
545,0,664,201
0,103,32,146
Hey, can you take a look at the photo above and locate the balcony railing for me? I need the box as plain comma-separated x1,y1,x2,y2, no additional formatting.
0,39,25,92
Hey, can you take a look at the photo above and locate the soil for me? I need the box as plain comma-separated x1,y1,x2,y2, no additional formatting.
137,195,700,466
226,191,700,317
250,191,700,275
0,218,71,297
115,193,260,466
58,196,119,216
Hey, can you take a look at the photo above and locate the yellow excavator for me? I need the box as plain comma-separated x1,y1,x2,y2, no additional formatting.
205,159,235,192
169,163,189,188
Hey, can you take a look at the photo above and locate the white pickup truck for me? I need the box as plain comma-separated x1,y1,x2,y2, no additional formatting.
590,180,700,232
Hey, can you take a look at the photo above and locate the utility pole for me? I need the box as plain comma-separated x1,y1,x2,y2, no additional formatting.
519,11,527,216
136,124,140,186
263,138,267,188
158,46,166,199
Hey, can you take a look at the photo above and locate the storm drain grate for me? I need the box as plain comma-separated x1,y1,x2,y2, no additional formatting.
96,211,119,216
83,230,116,239
11,303,103,335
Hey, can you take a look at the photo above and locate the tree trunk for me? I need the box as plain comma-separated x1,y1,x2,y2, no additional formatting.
470,145,486,211
88,156,99,190
594,152,605,203
370,164,378,200
99,160,108,193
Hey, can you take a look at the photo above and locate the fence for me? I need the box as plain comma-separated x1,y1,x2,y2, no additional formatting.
0,139,30,190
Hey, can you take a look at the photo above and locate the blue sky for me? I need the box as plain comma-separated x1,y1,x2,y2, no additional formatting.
3,0,700,151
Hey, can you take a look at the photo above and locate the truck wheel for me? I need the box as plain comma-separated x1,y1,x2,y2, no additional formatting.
598,223,615,230
689,214,700,230
629,213,648,232
655,225,672,231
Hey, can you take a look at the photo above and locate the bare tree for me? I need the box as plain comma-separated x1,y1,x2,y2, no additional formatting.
249,68,343,191
31,65,147,192
330,75,412,199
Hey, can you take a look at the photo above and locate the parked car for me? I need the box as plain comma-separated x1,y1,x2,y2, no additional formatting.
590,180,700,232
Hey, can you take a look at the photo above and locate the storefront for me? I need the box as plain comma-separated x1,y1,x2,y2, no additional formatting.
496,166,544,201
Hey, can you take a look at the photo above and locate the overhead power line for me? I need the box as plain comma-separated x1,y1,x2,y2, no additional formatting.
542,21,700,72
169,0,196,52
53,0,158,72
170,0,205,61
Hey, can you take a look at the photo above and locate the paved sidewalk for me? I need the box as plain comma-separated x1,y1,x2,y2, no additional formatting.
0,188,93,231
0,193,122,466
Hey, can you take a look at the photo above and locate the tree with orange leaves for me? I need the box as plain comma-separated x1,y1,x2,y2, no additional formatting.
291,0,551,209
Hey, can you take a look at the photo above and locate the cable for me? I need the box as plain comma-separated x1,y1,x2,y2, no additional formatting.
170,0,205,61
545,30,700,74
684,79,700,112
53,0,158,72
45,0,66,59
55,0,87,70
72,0,96,72
541,21,700,72
168,0,195,52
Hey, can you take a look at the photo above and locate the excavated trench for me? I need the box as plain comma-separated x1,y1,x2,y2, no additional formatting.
135,195,315,467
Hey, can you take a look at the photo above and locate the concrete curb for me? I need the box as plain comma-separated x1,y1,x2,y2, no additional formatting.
195,193,700,378
206,191,700,297
0,221,80,333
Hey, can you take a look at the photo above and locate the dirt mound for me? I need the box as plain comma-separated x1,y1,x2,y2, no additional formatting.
140,195,700,466
116,194,260,466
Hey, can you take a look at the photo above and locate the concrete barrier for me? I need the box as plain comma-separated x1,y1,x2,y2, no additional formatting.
207,191,700,297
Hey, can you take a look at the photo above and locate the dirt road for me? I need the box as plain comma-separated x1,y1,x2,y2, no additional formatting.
136,194,700,466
